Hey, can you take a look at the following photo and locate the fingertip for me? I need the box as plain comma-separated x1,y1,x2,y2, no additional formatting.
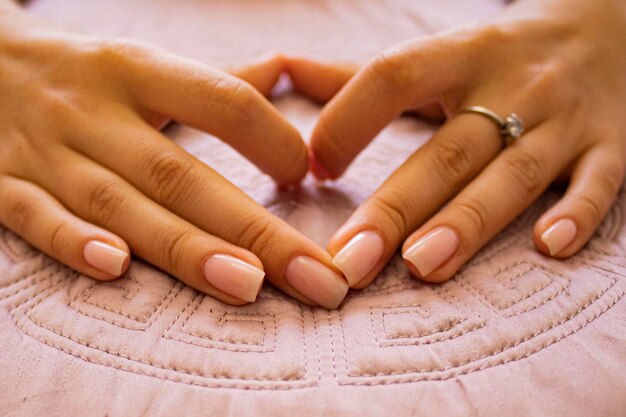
535,217,578,258
309,151,331,181
402,257,450,284
82,238,131,280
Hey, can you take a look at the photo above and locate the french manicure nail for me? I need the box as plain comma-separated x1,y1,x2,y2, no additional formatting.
203,254,265,302
286,256,349,309
332,230,385,286
541,218,577,256
83,240,129,276
403,227,459,277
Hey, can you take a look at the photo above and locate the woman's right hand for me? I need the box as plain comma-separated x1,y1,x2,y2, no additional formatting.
0,4,349,308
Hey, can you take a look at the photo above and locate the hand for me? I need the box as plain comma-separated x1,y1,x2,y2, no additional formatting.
0,6,350,308
309,0,626,287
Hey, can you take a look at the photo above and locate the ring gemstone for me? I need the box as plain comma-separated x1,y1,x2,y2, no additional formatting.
503,113,524,141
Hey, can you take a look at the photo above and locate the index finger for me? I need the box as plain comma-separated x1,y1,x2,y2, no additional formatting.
310,35,473,180
109,42,309,187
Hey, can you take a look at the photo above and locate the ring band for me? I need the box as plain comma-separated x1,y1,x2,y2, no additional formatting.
458,106,525,147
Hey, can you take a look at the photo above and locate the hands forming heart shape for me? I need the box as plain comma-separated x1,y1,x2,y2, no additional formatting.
1,0,625,309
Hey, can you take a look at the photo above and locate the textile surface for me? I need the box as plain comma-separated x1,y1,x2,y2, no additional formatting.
1,1,625,416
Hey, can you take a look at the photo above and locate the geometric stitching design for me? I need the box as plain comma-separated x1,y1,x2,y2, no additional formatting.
162,294,277,352
3,221,625,390
326,236,625,386
70,266,178,327
462,261,569,317
371,304,484,347
11,270,318,390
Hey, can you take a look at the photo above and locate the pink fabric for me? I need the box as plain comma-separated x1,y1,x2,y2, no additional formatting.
1,0,625,415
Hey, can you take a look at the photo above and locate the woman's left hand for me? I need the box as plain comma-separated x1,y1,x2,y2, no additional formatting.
308,0,626,288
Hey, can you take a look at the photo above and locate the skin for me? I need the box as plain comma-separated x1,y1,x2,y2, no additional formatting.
309,0,626,288
0,2,350,307
2,0,625,306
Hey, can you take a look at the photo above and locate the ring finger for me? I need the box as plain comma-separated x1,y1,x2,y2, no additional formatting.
402,120,577,282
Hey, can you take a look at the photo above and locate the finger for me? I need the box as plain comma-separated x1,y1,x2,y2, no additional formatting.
30,151,269,305
534,145,625,258
229,54,358,103
327,101,544,288
401,122,578,282
0,176,129,280
309,36,475,180
115,44,308,187
33,146,348,308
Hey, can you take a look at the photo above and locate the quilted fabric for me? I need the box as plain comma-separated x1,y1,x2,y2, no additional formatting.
1,1,625,416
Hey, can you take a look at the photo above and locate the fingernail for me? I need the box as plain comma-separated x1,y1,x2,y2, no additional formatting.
332,230,385,286
541,218,577,256
203,254,265,303
83,240,129,276
285,256,348,309
403,227,459,277
309,152,331,181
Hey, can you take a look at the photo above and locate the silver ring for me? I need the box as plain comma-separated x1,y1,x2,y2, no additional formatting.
458,106,524,147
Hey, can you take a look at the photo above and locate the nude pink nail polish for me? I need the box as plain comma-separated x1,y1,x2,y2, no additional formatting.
83,240,129,276
541,219,577,256
285,256,348,309
403,227,459,277
203,255,265,302
332,230,385,286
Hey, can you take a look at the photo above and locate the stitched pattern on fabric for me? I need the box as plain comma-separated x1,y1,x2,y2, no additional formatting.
162,294,278,352
10,266,316,389
460,262,570,317
331,242,623,384
1,210,625,390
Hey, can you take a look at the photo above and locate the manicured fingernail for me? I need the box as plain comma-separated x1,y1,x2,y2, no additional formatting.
203,254,265,302
541,218,577,256
403,227,459,277
286,256,348,309
332,230,385,286
309,152,331,181
83,240,129,276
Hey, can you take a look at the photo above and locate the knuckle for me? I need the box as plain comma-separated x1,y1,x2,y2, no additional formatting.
502,150,544,195
89,38,147,67
142,150,195,207
86,179,125,226
238,215,280,256
428,139,473,188
368,47,414,92
524,63,574,107
577,194,603,226
39,90,83,124
369,193,415,240
49,220,77,256
454,196,490,234
468,24,511,50
5,195,37,237
157,227,193,272
208,77,255,119
591,163,624,198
